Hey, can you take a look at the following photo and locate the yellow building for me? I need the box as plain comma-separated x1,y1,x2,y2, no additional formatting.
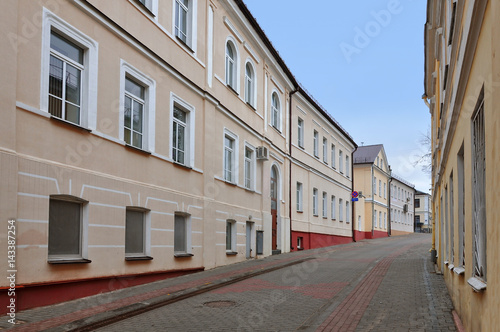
0,0,355,311
353,145,390,240
424,0,500,330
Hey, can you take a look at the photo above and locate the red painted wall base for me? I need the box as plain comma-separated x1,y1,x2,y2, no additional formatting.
291,231,353,251
353,230,389,241
0,267,203,314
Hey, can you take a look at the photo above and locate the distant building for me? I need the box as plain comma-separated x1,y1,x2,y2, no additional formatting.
424,0,499,330
414,190,432,233
353,145,390,240
389,175,415,236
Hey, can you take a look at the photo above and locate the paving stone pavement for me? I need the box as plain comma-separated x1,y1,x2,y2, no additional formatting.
0,234,457,332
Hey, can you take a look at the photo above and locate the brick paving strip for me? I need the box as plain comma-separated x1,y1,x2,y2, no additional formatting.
3,243,363,332
316,242,420,332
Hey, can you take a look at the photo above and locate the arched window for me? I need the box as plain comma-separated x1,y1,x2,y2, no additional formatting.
245,62,255,106
225,41,236,89
271,92,280,130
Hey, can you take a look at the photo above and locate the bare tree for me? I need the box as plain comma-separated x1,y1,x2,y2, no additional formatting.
413,128,432,175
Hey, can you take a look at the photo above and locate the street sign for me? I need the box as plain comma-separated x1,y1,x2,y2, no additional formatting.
352,191,359,198
352,197,358,202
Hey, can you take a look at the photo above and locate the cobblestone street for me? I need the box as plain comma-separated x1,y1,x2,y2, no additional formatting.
0,234,456,331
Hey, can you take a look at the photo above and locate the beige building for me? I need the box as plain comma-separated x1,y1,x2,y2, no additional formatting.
414,190,432,233
353,145,391,240
424,0,500,330
389,175,415,236
0,0,355,311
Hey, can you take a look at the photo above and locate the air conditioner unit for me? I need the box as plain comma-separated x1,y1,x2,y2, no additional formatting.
403,204,408,213
256,146,269,161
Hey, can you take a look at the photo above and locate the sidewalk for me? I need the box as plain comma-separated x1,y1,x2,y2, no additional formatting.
0,234,457,332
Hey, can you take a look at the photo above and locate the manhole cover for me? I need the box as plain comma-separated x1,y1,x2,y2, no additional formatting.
204,300,236,308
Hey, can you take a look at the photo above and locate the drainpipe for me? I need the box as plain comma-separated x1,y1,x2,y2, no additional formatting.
388,174,393,237
288,88,299,251
351,146,357,242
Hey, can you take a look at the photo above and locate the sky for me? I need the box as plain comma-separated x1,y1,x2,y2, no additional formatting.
243,0,431,193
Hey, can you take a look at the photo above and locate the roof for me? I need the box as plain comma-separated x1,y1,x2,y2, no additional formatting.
415,189,431,196
353,145,384,164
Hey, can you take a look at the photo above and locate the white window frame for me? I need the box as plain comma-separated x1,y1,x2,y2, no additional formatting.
379,180,382,196
323,138,328,164
125,207,152,259
223,129,238,184
297,118,304,148
339,150,344,173
345,155,350,177
384,212,387,229
374,177,377,196
346,201,350,223
384,183,387,199
48,195,89,262
226,219,237,253
270,91,281,131
339,198,343,221
379,211,382,229
119,60,156,152
225,37,239,91
313,130,319,157
296,182,303,212
40,8,98,130
174,212,192,256
244,60,257,107
244,143,256,190
137,0,159,17
312,188,318,216
170,93,195,167
331,195,336,220
173,0,198,51
322,191,328,218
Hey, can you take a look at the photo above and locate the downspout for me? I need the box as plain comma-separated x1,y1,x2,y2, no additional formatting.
288,88,299,251
351,147,357,242
371,164,374,238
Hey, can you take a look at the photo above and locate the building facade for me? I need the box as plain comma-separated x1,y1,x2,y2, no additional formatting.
353,145,390,240
389,175,415,236
424,0,500,330
0,0,355,312
414,190,432,232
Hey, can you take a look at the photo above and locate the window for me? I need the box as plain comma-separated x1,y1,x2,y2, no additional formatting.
175,213,191,255
297,237,303,250
346,201,350,223
415,198,420,208
171,95,195,167
323,138,328,163
339,199,343,221
226,220,237,253
379,180,382,196
384,212,387,229
313,188,318,216
331,195,336,219
374,177,377,195
223,131,237,183
296,182,303,212
297,118,304,148
384,183,387,199
381,159,384,170
138,0,157,14
244,62,256,107
331,144,336,168
448,1,457,45
376,156,379,167
379,211,382,229
374,211,377,228
120,61,156,152
42,10,98,129
271,92,281,131
175,0,189,44
471,100,486,283
225,41,237,90
48,196,88,262
457,144,465,269
339,150,343,173
125,208,151,259
244,146,255,190
313,130,319,157
322,192,328,218
345,155,350,177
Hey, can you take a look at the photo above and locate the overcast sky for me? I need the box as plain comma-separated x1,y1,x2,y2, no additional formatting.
244,0,431,193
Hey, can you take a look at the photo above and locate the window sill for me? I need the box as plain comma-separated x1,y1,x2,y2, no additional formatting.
297,210,303,214
50,115,91,133
298,145,304,150
314,155,319,159
173,161,192,171
224,180,238,187
467,277,487,292
323,216,328,219
125,144,152,155
125,255,153,261
174,253,194,258
448,264,455,270
175,36,194,53
246,102,257,111
453,267,465,275
226,251,238,256
48,258,91,264
271,125,282,134
244,187,256,193
313,214,318,217
227,85,239,96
